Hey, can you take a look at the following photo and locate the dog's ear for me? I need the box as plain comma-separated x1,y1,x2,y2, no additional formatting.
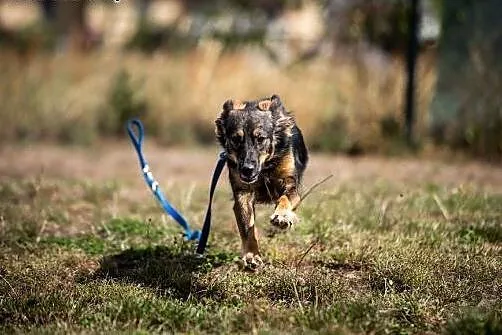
215,100,233,146
258,99,272,111
223,99,246,111
222,99,234,114
269,94,282,111
257,94,281,112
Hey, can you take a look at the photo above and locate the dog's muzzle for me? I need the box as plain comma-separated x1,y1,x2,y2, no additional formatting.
239,163,259,183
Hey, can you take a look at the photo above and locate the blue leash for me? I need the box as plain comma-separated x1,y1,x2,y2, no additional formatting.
196,150,227,255
126,119,226,254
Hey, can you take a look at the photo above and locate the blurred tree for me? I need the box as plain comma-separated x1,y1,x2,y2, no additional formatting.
40,0,99,52
126,0,295,54
100,69,148,136
137,0,153,24
40,0,56,22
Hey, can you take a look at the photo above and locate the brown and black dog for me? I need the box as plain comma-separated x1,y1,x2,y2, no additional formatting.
215,94,308,269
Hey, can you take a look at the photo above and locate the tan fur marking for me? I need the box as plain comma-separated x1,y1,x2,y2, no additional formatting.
228,152,238,164
258,99,272,111
276,195,292,211
243,218,259,255
236,193,250,220
276,151,295,176
259,152,269,165
249,213,255,227
243,226,259,256
233,100,247,110
234,192,259,257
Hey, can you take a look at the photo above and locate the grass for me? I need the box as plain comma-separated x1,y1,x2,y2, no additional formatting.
0,49,436,154
1,173,501,334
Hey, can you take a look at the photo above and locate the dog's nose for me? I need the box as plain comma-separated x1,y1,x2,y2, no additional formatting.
241,164,255,177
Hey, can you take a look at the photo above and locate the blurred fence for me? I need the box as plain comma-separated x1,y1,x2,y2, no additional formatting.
430,0,502,158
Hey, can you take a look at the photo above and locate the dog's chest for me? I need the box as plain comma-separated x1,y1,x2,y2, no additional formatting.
254,172,286,203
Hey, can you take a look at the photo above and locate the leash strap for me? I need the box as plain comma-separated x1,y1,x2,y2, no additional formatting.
196,151,227,255
126,119,200,241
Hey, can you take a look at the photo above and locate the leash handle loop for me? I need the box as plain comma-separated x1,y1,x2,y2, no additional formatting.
126,119,145,167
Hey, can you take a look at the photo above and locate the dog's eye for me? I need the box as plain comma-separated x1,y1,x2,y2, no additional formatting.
231,135,242,146
256,136,267,144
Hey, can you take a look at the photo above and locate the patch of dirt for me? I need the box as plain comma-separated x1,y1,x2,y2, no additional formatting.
1,142,501,195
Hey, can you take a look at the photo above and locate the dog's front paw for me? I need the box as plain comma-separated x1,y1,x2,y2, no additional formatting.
270,209,298,230
242,252,263,271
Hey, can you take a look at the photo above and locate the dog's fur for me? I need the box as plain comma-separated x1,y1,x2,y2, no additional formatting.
215,94,308,269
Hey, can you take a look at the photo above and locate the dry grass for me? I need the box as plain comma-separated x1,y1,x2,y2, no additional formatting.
1,142,501,333
0,165,501,333
0,49,436,152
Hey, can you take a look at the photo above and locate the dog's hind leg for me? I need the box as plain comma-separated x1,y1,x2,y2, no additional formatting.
233,192,263,270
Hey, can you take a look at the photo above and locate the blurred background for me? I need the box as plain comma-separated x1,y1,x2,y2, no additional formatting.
0,0,500,159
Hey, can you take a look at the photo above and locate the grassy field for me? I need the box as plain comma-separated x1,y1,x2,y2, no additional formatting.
0,144,501,334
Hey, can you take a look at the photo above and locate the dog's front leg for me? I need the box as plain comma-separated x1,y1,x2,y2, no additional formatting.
233,192,262,270
270,177,301,229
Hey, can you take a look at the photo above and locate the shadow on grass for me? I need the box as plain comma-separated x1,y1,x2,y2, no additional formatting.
90,244,235,300
458,223,502,244
315,260,365,272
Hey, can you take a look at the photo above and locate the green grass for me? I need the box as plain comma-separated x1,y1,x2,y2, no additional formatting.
1,177,501,334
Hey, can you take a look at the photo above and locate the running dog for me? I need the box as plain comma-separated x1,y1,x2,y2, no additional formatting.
215,94,309,269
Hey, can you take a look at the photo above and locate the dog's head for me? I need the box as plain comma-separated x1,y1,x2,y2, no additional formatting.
215,94,294,184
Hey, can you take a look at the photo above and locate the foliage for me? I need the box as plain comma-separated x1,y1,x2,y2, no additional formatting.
100,69,148,136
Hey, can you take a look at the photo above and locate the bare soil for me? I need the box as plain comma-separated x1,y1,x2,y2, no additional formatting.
1,142,501,194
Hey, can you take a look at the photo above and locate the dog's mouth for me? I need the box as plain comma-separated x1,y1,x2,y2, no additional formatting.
239,173,259,184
